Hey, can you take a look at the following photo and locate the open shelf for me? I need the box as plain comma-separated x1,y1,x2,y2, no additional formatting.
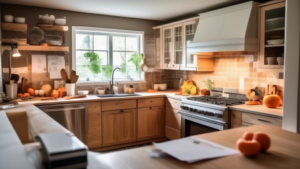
265,27,284,32
18,45,69,52
265,44,284,47
37,24,68,31
1,23,27,32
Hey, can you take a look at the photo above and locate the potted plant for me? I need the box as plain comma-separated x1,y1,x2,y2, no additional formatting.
83,51,102,79
202,78,215,96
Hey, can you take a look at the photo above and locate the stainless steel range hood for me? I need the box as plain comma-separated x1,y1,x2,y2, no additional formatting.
187,1,260,54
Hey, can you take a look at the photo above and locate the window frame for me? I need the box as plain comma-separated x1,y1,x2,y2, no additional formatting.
72,26,145,85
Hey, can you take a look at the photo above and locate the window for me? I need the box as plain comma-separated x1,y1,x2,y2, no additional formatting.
73,27,144,83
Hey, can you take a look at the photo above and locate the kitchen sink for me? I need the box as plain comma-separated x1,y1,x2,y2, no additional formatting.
97,94,141,97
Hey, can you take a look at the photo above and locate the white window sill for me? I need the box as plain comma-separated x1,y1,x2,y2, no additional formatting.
76,80,146,86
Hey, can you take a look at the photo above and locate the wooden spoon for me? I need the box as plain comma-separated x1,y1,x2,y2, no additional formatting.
60,69,68,83
71,70,76,83
74,75,79,83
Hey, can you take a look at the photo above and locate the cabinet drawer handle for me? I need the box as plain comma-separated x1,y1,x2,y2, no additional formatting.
257,119,271,123
232,114,236,118
150,101,153,102
115,102,124,105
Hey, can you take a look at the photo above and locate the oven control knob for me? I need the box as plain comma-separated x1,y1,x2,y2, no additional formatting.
197,110,203,114
189,108,194,111
204,112,209,115
193,109,198,112
180,105,186,109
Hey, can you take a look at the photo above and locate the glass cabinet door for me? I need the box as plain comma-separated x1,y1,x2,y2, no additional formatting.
184,20,198,68
154,28,161,68
163,26,173,67
173,24,184,67
259,2,285,70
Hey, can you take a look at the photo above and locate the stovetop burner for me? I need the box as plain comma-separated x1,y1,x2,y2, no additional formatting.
187,96,246,106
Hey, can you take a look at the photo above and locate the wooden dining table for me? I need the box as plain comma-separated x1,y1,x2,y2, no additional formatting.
87,125,300,169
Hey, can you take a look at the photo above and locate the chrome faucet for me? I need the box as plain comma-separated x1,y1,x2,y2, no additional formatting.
110,67,120,94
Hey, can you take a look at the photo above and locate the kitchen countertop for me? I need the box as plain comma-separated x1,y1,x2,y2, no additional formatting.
16,90,192,106
14,90,283,118
230,104,283,118
87,125,300,169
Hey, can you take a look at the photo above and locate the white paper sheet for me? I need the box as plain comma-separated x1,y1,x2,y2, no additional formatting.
47,55,65,79
153,136,238,163
32,55,47,73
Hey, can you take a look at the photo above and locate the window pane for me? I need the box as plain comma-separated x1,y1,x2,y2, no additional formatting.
76,50,107,81
126,52,136,67
94,51,108,65
113,36,125,50
126,67,138,80
113,52,125,66
76,34,92,50
126,37,138,51
94,35,108,50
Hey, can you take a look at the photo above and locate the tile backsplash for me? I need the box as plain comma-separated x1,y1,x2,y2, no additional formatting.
155,55,284,94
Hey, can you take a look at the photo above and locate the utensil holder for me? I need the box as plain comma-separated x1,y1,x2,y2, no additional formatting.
65,83,75,96
5,84,18,99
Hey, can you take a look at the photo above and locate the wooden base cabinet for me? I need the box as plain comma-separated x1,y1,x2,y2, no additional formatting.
102,109,137,147
138,107,165,141
87,102,102,149
165,107,181,130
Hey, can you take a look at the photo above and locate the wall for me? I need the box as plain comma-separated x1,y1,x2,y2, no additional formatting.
158,54,284,95
0,4,164,92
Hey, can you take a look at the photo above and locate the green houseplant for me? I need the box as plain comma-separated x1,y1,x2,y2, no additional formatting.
83,51,102,79
102,64,112,79
128,53,144,73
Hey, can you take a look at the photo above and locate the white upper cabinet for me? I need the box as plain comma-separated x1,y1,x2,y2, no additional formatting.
258,0,285,72
153,17,199,70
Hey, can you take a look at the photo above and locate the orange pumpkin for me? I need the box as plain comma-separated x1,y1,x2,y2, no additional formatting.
253,132,271,152
23,93,30,97
236,138,261,156
27,88,35,96
263,95,281,108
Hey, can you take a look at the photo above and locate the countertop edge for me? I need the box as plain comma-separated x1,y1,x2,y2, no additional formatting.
229,106,283,118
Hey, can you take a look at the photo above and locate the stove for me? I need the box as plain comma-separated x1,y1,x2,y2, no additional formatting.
179,96,247,137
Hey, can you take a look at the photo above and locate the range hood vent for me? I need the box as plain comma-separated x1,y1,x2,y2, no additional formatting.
187,1,260,54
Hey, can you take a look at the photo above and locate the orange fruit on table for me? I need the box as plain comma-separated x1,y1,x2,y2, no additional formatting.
253,132,271,152
263,95,281,108
236,138,261,156
242,132,254,141
27,88,35,96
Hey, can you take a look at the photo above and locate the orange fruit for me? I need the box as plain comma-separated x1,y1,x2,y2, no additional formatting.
23,93,30,97
253,132,271,152
242,132,254,141
236,138,261,156
263,95,281,108
27,88,35,96
17,93,23,98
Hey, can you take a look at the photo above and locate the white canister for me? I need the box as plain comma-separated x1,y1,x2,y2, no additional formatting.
38,90,44,97
35,90,39,96
5,84,18,99
65,83,75,96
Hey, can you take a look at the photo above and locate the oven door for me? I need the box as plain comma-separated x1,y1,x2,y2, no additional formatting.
181,114,228,137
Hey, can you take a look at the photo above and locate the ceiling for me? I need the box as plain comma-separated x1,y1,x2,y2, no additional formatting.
0,0,269,21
